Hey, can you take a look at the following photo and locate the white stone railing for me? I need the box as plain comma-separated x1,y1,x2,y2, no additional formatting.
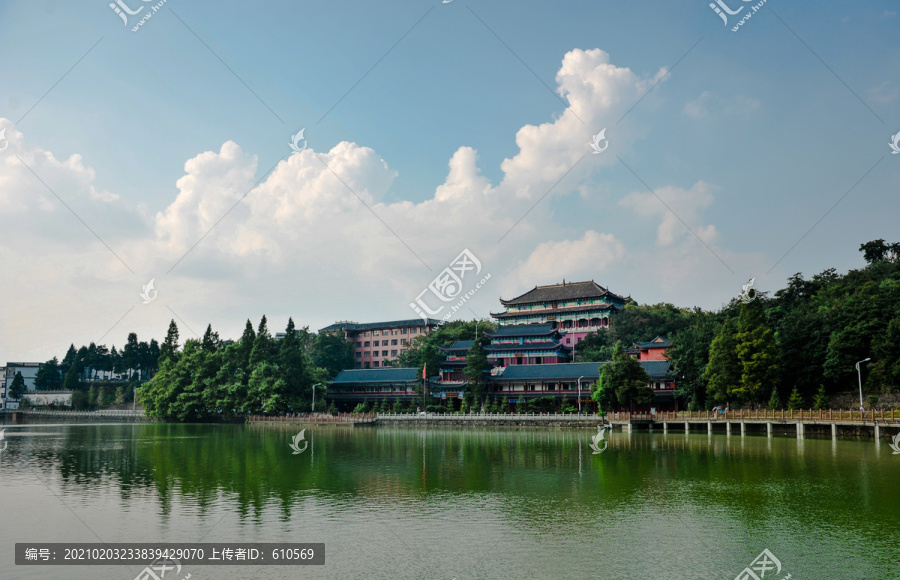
376,413,604,421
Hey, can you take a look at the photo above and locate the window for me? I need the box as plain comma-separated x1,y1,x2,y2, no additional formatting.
364,341,370,347
401,338,408,344
373,361,379,367
391,339,398,345
391,350,397,357
356,342,362,348
392,329,399,335
365,331,371,337
365,352,371,357
401,328,407,334
382,350,388,356
382,340,389,346
419,327,424,333
374,330,380,336
356,352,361,358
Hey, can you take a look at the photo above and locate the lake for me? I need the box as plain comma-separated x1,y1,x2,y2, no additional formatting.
1,422,898,579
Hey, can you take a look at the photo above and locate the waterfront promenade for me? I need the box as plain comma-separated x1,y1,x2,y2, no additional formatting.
609,409,900,440
0,409,154,422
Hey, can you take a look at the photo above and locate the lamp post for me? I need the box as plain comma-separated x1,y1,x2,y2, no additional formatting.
577,376,584,416
855,358,870,411
312,383,322,414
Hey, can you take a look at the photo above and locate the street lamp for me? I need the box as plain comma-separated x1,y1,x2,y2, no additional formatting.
312,383,322,414
577,376,584,416
855,358,871,411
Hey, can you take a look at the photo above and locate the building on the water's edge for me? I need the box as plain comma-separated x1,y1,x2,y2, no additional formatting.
325,359,676,413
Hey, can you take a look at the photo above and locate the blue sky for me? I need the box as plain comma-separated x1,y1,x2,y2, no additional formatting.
1,0,898,361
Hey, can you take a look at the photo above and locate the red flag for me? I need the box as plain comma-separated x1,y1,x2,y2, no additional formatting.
422,364,426,379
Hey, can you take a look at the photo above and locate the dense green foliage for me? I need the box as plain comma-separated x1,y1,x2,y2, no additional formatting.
139,317,347,421
395,319,496,376
34,315,355,418
591,342,652,410
8,372,26,401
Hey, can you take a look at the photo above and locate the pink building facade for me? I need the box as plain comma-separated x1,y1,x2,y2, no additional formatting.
320,318,440,369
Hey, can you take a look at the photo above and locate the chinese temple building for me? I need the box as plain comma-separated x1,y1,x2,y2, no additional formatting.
326,368,422,406
491,280,629,348
324,360,677,412
627,336,671,361
437,340,474,384
627,336,676,402
483,323,571,366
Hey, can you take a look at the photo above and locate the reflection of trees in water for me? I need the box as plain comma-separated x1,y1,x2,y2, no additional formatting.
39,425,900,541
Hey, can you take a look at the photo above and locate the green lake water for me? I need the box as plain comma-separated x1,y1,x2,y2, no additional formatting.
1,422,898,579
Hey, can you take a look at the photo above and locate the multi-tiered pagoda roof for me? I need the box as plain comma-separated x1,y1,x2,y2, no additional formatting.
483,323,571,365
491,280,629,327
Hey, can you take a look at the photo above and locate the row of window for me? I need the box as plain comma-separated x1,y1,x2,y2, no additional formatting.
357,339,406,347
337,386,415,392
356,327,425,337
355,350,400,358
507,299,611,312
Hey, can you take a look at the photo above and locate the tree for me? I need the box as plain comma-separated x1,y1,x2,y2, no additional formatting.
121,333,140,378
813,385,829,410
786,387,804,410
201,324,221,353
463,339,491,405
280,318,312,411
704,319,740,406
734,298,780,404
8,372,26,401
667,309,719,409
575,331,614,362
859,239,900,264
249,315,274,368
767,387,781,410
869,316,900,392
159,320,180,364
35,358,63,390
60,344,78,375
311,331,354,379
607,302,692,345
64,365,81,392
593,342,653,410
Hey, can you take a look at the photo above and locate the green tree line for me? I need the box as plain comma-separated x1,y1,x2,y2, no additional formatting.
590,239,900,410
140,317,355,421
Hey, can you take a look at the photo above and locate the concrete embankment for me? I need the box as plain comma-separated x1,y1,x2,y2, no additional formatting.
375,414,606,428
0,410,156,423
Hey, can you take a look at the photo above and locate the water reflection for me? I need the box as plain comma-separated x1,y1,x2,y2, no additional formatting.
1,423,898,578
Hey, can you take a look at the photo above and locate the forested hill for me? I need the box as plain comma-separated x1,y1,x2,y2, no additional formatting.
578,239,900,408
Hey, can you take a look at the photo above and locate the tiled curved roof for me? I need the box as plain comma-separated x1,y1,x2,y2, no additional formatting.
499,280,628,306
438,340,475,352
319,318,440,333
331,368,420,383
